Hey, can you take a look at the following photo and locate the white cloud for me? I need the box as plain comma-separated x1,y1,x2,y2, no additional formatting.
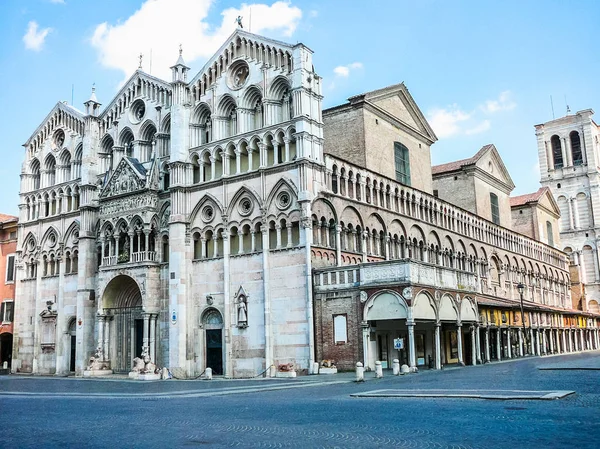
427,105,471,138
91,0,302,83
333,62,363,78
482,90,516,114
465,120,491,135
23,21,52,51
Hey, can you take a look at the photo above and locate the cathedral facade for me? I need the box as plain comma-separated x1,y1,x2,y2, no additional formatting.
11,31,599,378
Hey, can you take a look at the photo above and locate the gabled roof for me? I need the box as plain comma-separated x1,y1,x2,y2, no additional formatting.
324,82,438,144
98,70,172,121
23,101,85,147
432,144,493,175
0,214,18,224
510,187,560,216
510,187,549,207
188,29,299,87
432,143,515,189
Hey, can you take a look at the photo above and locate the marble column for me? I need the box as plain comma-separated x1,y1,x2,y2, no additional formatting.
435,323,441,369
361,321,370,369
407,321,416,371
484,327,491,363
518,328,524,357
471,326,477,365
507,329,512,359
496,329,502,361
456,323,464,365
149,314,156,362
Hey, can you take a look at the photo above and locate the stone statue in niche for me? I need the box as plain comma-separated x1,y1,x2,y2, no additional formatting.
237,295,248,327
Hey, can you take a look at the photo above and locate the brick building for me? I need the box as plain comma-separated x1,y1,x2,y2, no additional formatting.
0,214,17,371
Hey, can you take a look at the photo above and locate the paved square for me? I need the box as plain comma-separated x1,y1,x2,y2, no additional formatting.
1,352,599,448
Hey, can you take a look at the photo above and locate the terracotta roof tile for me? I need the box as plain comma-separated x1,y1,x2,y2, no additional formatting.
509,187,549,207
0,213,18,224
431,144,494,175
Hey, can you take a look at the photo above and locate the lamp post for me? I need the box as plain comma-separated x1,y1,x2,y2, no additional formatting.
517,283,528,356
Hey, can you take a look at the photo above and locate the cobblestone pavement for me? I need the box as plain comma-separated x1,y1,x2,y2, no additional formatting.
1,351,599,448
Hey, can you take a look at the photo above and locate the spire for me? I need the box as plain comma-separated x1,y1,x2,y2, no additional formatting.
171,44,190,83
83,83,101,117
175,44,186,66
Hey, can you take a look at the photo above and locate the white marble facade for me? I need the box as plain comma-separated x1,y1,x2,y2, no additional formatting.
12,30,324,377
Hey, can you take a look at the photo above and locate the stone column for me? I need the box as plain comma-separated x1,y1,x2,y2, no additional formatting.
475,325,482,364
435,323,441,369
484,327,491,363
456,323,464,365
507,329,512,359
561,329,567,353
518,328,524,357
536,329,542,355
496,329,502,361
97,315,105,361
549,329,555,353
335,225,342,266
262,225,273,376
580,329,585,351
104,316,111,362
407,321,416,370
143,313,150,353
470,326,477,365
149,314,156,362
361,321,370,369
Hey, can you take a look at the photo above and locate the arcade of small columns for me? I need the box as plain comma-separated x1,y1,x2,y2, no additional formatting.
96,312,159,363
99,224,159,266
480,320,600,364
362,320,481,371
190,130,300,183
23,186,81,222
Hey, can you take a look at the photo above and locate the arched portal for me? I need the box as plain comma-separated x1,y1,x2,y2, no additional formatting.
68,318,77,372
102,275,143,373
202,308,224,375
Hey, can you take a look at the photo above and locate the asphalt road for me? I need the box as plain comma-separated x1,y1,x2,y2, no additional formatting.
1,351,599,448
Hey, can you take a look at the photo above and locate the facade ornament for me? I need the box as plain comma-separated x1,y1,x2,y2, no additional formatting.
402,286,413,300
359,291,368,303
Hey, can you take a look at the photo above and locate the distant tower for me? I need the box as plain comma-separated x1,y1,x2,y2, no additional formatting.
536,109,600,313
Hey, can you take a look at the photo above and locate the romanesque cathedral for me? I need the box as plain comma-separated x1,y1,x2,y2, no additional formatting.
10,30,599,378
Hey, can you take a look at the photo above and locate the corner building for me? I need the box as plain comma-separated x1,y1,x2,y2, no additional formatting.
12,31,599,377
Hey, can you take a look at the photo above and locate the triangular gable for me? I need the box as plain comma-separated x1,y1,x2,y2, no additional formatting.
538,188,561,216
98,70,172,123
350,83,437,144
188,29,296,89
472,144,515,190
100,157,147,199
23,101,85,151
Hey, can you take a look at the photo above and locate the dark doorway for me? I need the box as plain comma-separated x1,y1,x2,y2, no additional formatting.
206,329,223,375
135,319,144,359
70,335,76,372
0,333,12,369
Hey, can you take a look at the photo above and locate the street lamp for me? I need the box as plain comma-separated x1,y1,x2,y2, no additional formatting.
517,283,528,355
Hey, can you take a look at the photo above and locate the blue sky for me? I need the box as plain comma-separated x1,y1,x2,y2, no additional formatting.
1,0,599,215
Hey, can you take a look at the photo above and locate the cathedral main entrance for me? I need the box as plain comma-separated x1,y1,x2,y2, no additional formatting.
102,275,143,374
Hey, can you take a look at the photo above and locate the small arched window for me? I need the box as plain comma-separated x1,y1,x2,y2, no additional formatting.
570,131,582,166
551,135,563,169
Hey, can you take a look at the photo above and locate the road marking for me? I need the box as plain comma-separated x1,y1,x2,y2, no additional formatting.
0,380,352,399
351,389,576,400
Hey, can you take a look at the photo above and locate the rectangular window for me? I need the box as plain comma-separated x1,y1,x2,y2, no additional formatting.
490,193,500,225
333,314,347,344
394,142,411,186
5,254,15,283
9,231,16,240
1,301,14,323
546,221,554,246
